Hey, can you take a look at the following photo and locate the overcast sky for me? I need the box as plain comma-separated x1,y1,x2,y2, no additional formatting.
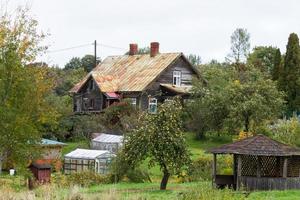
7,0,300,67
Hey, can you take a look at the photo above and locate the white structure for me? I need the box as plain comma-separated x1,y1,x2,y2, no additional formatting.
64,148,115,174
91,133,124,154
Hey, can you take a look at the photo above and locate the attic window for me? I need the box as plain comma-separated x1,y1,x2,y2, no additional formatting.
173,71,181,86
89,80,95,91
148,98,157,114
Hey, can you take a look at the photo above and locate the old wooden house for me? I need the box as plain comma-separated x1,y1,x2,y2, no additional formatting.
70,42,198,113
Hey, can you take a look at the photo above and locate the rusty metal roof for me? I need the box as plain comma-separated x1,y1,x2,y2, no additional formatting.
208,134,300,156
70,53,183,93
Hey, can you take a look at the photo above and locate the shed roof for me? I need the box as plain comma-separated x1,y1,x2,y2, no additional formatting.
92,133,123,143
208,134,300,156
41,138,66,146
160,83,192,94
70,53,195,93
64,148,111,160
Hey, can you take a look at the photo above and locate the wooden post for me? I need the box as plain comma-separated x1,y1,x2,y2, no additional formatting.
212,154,217,187
283,157,288,178
236,155,242,190
257,156,261,178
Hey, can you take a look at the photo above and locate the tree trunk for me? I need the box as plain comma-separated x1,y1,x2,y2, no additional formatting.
160,170,170,190
244,115,250,132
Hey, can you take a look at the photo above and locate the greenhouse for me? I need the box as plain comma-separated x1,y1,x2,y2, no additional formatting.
64,148,115,174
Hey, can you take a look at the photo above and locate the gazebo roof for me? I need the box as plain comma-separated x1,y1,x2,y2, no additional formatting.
208,134,300,156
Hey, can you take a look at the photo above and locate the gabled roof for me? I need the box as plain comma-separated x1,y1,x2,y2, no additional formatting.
70,53,194,93
64,148,111,160
208,134,300,156
92,133,123,144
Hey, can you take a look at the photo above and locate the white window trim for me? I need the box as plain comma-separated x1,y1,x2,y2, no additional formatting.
131,98,137,107
173,71,181,86
148,98,158,114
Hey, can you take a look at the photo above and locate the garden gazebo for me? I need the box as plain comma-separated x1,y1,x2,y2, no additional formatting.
208,134,300,190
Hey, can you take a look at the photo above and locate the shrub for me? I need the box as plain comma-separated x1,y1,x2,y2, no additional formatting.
109,153,151,183
53,171,111,187
269,116,300,146
188,156,212,181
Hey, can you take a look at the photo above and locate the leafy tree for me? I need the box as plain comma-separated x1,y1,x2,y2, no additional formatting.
279,33,300,115
187,54,201,66
188,65,284,137
226,28,250,69
247,46,280,76
225,68,284,132
64,57,82,70
122,98,191,190
81,54,100,72
0,7,58,173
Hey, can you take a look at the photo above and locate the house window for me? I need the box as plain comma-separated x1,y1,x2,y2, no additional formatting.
89,80,94,91
89,99,95,109
131,98,137,108
148,98,157,114
173,71,181,86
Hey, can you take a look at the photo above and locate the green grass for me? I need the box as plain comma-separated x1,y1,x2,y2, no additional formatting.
62,140,89,156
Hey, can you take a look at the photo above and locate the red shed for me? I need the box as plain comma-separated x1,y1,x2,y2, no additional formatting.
29,163,51,183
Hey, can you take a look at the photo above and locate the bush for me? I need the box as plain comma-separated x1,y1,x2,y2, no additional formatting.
188,156,212,181
187,153,233,182
109,153,151,183
269,116,300,146
53,171,111,187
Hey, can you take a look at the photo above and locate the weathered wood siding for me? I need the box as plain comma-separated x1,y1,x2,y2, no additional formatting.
240,176,300,190
150,56,196,91
73,77,103,112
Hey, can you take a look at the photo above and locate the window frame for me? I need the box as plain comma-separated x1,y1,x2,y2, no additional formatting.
173,70,182,86
130,98,137,108
148,97,158,114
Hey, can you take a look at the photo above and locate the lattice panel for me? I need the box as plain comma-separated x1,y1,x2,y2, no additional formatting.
288,156,300,177
260,156,278,177
241,155,257,176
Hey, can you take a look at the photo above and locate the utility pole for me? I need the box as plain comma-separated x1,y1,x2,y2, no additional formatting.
94,40,97,68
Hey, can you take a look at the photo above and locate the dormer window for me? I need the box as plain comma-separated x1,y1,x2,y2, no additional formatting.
173,71,181,86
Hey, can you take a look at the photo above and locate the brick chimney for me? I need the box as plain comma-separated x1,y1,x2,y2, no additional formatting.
129,43,138,55
150,42,159,57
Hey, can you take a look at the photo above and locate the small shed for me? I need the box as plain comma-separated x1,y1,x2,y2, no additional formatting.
64,148,115,174
35,138,66,172
208,134,300,190
29,163,51,183
91,133,123,154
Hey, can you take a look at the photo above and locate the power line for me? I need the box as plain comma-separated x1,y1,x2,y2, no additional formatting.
47,42,126,54
47,43,92,53
97,43,127,51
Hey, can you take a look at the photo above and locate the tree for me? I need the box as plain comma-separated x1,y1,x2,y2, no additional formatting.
122,98,191,190
226,28,250,69
0,7,57,173
272,48,282,81
81,54,100,72
247,46,280,76
64,57,82,70
187,54,201,66
279,33,300,115
188,65,284,136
